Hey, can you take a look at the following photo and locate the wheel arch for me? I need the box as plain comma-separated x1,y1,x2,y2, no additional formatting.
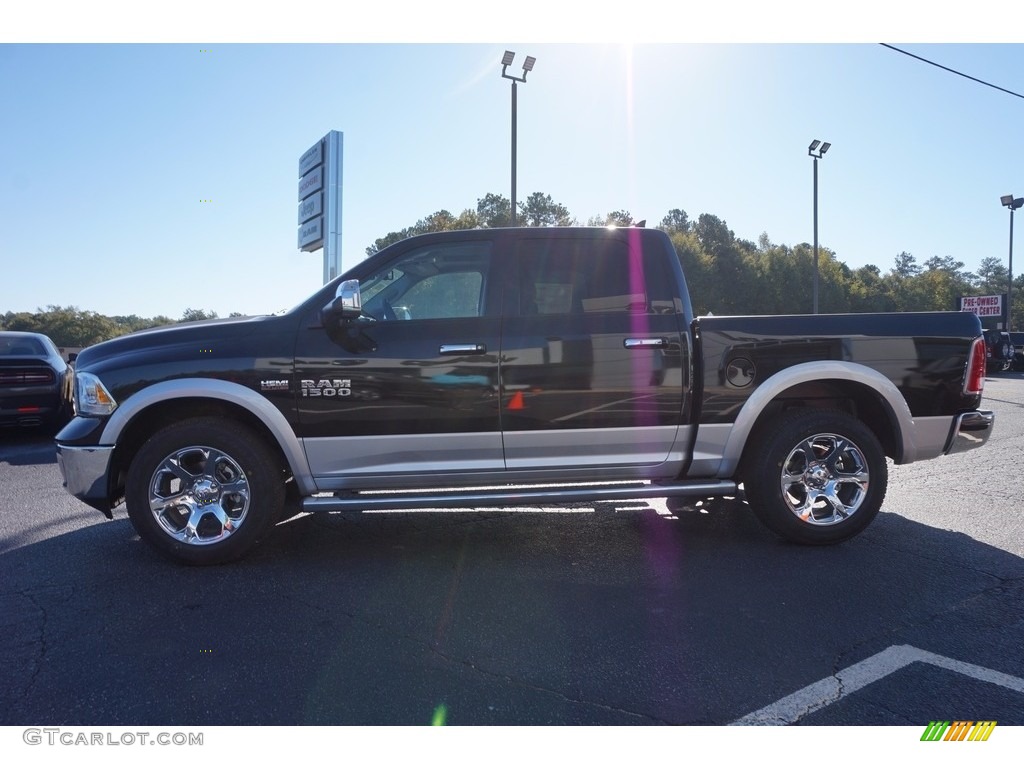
720,362,913,479
102,379,315,506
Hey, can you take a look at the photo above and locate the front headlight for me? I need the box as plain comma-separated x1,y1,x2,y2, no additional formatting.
75,372,118,416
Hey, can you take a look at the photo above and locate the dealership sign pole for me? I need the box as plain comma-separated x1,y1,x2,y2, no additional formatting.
298,131,344,284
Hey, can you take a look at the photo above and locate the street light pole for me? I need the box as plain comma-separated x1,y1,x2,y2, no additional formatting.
501,51,535,227
808,139,831,314
1001,195,1023,332
511,78,517,225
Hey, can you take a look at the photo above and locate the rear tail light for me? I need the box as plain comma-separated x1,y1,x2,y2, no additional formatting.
22,371,55,384
0,369,56,386
964,337,986,396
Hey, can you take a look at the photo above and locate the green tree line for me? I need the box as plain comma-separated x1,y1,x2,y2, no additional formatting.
0,307,228,348
5,192,1021,347
369,192,1024,327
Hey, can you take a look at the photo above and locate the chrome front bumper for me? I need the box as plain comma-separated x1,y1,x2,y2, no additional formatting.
55,443,115,516
945,410,995,455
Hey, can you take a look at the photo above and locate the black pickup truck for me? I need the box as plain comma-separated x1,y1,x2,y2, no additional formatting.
56,227,994,564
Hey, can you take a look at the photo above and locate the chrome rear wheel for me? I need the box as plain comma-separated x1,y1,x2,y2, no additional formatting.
744,410,887,545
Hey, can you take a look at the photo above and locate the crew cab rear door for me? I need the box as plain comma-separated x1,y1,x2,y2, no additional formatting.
499,229,689,470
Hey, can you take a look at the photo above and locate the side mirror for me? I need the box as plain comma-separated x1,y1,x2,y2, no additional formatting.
321,279,364,325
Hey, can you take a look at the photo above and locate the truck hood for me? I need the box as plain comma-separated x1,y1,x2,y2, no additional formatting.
73,315,271,370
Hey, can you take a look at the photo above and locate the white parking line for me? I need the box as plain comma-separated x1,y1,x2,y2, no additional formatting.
732,644,1024,725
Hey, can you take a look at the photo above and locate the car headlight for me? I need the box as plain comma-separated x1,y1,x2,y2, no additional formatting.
75,372,118,416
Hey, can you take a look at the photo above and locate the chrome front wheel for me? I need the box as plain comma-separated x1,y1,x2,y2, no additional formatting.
147,445,251,545
126,418,284,564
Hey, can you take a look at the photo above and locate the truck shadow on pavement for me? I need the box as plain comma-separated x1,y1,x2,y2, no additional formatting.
0,429,58,466
1,498,1023,727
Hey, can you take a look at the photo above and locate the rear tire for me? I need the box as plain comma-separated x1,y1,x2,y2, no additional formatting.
125,418,284,565
743,409,887,545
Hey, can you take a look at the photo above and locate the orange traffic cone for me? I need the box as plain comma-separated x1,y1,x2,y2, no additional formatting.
508,391,525,410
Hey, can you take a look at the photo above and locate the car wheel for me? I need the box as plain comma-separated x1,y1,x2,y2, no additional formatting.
125,418,284,565
743,409,887,545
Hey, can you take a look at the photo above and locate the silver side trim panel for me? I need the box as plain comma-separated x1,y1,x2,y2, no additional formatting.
715,361,917,477
306,427,693,491
687,423,733,478
503,425,684,469
911,415,959,462
302,479,738,513
303,432,504,480
98,378,316,495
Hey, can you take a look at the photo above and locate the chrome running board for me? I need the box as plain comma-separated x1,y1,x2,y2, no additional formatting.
301,480,738,513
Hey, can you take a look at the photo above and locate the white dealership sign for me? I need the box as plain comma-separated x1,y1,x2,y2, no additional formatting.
298,217,323,250
298,193,322,225
960,294,1004,317
298,141,323,176
297,131,343,283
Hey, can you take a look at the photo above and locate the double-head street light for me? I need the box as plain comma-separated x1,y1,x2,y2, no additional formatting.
808,139,831,314
501,51,536,227
1001,194,1023,331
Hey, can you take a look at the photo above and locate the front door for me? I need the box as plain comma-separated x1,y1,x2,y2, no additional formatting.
294,238,502,489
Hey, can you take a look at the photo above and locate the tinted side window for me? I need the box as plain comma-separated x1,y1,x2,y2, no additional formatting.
401,272,483,318
360,242,492,321
516,237,672,316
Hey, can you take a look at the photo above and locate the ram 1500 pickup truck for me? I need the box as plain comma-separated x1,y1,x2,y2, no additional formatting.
56,227,994,564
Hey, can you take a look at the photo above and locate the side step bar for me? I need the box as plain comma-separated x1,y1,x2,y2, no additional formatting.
301,480,739,513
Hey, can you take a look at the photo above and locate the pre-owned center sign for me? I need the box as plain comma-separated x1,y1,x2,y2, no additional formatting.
297,131,343,284
959,294,1004,317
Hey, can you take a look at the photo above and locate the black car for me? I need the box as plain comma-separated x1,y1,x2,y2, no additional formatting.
983,329,1014,373
0,331,73,428
1010,332,1024,371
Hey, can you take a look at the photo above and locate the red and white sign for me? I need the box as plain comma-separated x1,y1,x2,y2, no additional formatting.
960,295,1003,317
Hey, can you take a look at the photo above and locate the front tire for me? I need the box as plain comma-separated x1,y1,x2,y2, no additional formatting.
125,418,285,565
743,410,887,545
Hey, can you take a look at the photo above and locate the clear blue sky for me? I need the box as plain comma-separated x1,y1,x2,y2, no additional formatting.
2,6,1023,319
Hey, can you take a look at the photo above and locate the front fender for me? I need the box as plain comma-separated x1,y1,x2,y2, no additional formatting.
99,378,316,495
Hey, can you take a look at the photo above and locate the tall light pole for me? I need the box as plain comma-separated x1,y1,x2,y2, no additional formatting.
808,139,831,314
501,51,535,227
1001,194,1023,332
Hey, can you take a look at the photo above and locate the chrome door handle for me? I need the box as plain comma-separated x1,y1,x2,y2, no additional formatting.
624,338,666,349
439,343,487,355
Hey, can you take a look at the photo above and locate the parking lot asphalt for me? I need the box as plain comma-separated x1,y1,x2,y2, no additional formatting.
1,373,1022,727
